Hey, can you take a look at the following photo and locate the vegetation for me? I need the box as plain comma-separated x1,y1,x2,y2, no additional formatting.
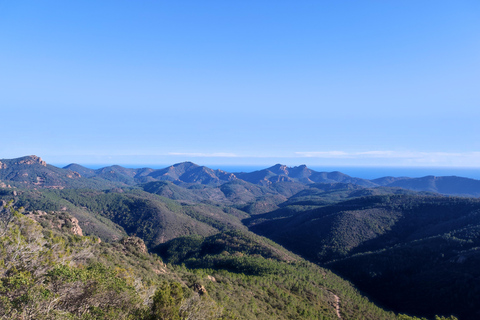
5,188,248,247
156,231,399,320
250,195,480,319
1,156,476,319
0,202,404,320
0,202,225,319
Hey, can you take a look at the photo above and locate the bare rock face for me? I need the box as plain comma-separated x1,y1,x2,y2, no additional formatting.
17,155,47,167
26,211,84,236
193,283,207,295
68,216,83,236
120,236,148,254
67,171,82,178
207,275,216,282
0,161,6,169
278,165,289,175
153,261,167,275
215,169,238,182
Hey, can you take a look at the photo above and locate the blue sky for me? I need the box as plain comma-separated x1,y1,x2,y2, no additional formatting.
1,1,479,168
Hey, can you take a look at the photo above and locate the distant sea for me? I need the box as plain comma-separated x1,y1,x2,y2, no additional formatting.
62,164,480,181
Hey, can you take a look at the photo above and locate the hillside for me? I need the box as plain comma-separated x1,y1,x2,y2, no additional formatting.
235,164,376,187
279,183,428,207
2,188,249,247
0,155,112,189
0,201,407,320
375,175,480,197
328,226,480,319
250,195,480,261
249,194,480,319
153,230,401,320
0,202,186,319
141,179,291,210
1,155,476,319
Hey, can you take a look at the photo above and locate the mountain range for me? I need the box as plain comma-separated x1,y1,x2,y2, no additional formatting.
1,155,480,319
2,155,480,197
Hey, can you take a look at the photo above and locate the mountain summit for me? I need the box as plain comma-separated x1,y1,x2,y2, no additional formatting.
235,164,376,186
0,155,81,188
2,156,480,197
1,155,47,168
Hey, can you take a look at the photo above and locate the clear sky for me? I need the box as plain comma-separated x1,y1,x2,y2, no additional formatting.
1,1,479,168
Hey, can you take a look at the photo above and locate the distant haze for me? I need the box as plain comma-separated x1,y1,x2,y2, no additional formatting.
50,162,480,181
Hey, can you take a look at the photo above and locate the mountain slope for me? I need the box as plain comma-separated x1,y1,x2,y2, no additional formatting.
236,164,376,187
141,179,298,215
328,225,480,320
154,230,400,320
1,201,404,320
145,162,237,186
1,187,249,246
0,156,134,189
0,155,83,188
5,156,480,199
63,163,96,177
379,175,480,197
250,194,480,319
250,195,480,261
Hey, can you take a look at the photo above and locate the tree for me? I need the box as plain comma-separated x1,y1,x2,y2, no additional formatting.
0,200,19,237
149,281,184,320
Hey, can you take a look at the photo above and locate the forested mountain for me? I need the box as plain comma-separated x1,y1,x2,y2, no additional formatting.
2,155,480,197
1,201,403,320
234,164,376,187
141,179,296,212
3,187,248,247
63,163,97,177
0,155,89,188
374,175,480,197
1,155,477,319
249,194,480,319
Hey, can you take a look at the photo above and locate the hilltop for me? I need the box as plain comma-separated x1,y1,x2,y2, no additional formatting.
2,155,480,198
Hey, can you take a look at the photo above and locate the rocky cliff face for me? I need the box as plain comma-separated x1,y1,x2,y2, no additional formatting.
68,216,83,236
26,211,84,236
15,155,47,167
0,155,88,189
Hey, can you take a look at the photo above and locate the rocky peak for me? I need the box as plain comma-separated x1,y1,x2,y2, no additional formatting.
17,155,47,167
269,164,289,175
215,169,238,181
